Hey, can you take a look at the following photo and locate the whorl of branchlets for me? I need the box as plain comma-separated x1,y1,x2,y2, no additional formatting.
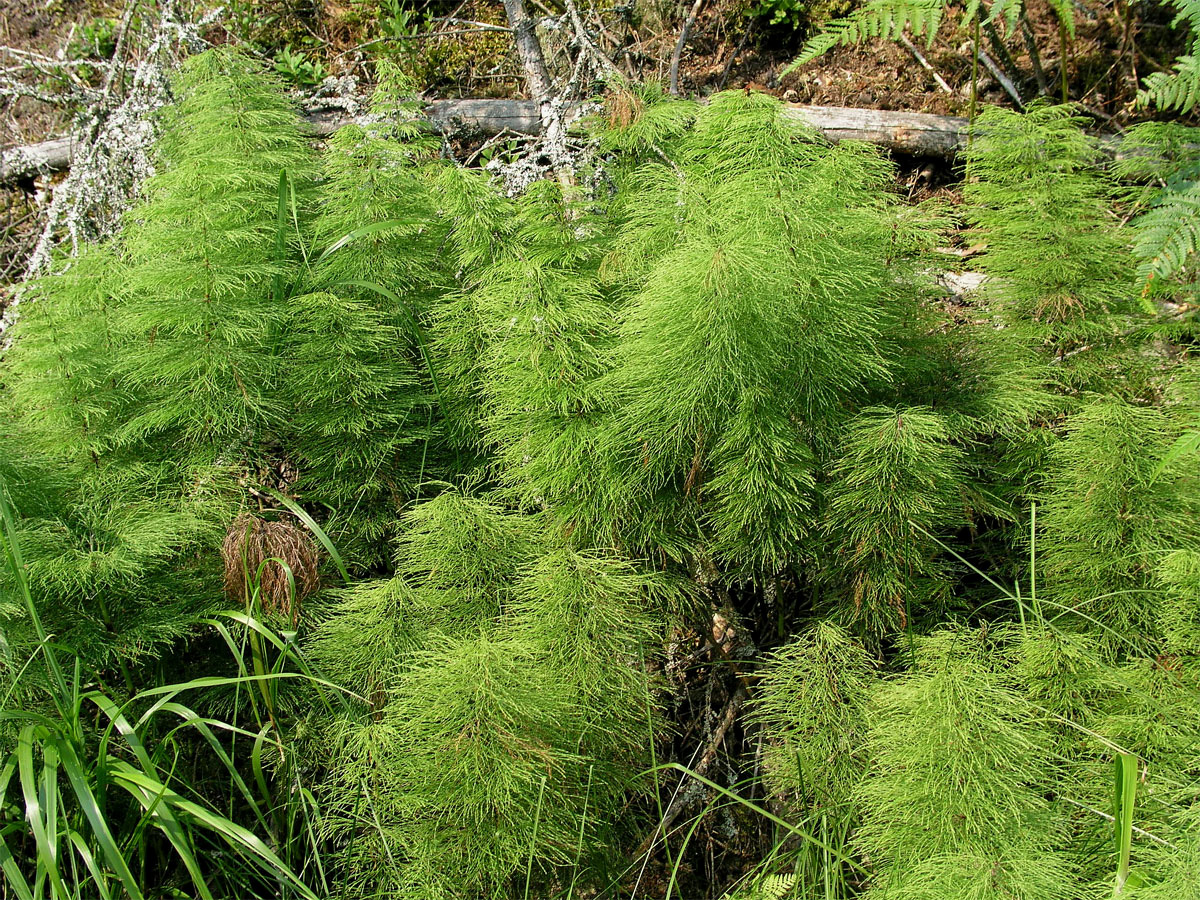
221,514,320,623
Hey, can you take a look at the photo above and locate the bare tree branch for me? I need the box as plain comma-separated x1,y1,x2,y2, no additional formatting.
670,0,706,97
501,0,553,102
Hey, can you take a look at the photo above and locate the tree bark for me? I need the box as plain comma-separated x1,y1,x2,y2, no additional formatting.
500,0,553,103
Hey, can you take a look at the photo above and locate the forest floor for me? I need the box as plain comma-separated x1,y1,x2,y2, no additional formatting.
0,0,1193,295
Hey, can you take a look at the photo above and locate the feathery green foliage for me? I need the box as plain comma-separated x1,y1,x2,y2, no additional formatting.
1134,806,1200,899
512,545,662,764
1157,549,1200,662
5,42,1200,900
821,407,968,637
753,621,876,808
964,105,1136,379
5,247,125,460
396,489,538,628
288,63,449,557
1037,398,1200,653
113,48,315,453
0,49,317,667
381,630,580,899
458,180,619,541
599,90,915,572
854,629,1071,900
304,491,665,896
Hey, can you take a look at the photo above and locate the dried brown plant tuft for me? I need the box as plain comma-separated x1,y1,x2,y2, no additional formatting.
605,86,644,130
222,513,320,624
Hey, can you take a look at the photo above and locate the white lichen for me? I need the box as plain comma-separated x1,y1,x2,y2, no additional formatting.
2,0,213,340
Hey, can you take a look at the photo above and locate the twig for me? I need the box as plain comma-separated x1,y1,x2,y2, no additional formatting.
333,29,514,58
669,0,705,97
1020,15,1050,97
979,46,1024,108
430,17,513,32
983,19,1021,88
716,20,754,92
101,0,141,102
562,0,622,81
632,681,749,861
463,127,525,165
0,82,98,106
898,33,952,94
0,47,112,67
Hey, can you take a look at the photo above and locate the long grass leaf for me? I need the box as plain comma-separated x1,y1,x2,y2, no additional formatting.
1113,752,1138,895
17,726,70,897
66,828,114,900
108,763,319,900
272,169,290,304
255,489,351,585
0,824,35,900
53,733,145,900
154,701,273,832
1152,428,1200,482
314,218,420,267
80,691,217,900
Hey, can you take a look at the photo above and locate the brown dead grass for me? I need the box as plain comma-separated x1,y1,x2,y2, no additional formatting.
222,514,321,624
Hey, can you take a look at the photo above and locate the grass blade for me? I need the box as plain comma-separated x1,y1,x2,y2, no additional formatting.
256,488,351,585
1113,752,1138,895
314,218,420,267
53,732,145,900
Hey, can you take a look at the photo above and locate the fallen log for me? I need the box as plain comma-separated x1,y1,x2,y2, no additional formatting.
1,135,75,186
1,98,971,187
787,105,968,157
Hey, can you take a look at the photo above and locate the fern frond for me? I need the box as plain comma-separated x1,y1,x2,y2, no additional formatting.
723,873,799,900
984,0,1027,34
1172,0,1200,32
1131,179,1200,292
1043,0,1075,38
1140,54,1200,113
785,0,946,71
1136,0,1200,115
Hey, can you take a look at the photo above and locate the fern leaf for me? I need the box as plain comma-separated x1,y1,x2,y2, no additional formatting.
1140,55,1200,112
1170,0,1200,37
1043,0,1075,39
1131,179,1200,294
785,0,946,71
